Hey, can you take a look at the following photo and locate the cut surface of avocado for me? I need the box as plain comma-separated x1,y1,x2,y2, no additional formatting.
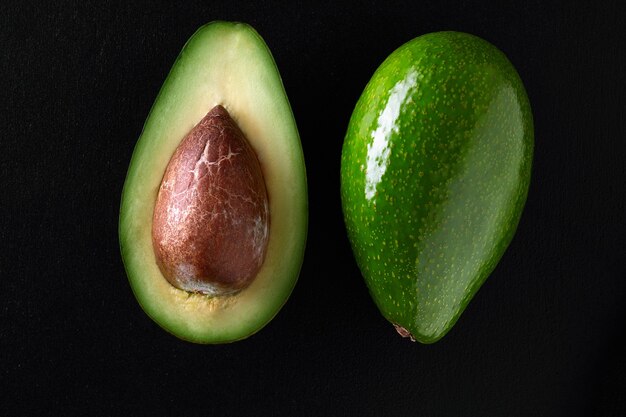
119,21,307,343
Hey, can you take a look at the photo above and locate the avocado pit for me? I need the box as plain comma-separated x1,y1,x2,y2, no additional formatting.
152,105,270,296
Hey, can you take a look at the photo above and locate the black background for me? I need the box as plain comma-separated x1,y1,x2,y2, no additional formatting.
1,1,625,416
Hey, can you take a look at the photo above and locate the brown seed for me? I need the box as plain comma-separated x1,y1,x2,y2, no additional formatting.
152,105,270,295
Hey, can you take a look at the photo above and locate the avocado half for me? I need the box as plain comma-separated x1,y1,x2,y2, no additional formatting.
119,22,307,343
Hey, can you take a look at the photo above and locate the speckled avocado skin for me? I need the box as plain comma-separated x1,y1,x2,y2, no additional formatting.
341,32,533,344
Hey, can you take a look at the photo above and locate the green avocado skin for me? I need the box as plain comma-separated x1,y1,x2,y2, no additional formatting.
341,32,533,344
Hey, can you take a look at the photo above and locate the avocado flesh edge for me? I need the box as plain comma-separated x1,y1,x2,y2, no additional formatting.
119,22,308,343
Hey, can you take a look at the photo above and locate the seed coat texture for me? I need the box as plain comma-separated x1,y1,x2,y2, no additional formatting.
152,105,270,296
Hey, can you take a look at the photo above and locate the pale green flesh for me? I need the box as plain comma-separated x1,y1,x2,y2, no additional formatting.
119,22,307,343
341,32,533,343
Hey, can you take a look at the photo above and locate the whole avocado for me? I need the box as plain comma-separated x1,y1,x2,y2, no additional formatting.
341,32,533,343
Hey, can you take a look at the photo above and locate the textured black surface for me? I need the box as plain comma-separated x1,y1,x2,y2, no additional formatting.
1,1,624,415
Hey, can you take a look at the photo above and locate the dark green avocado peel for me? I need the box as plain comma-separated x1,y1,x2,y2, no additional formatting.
340,32,533,343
